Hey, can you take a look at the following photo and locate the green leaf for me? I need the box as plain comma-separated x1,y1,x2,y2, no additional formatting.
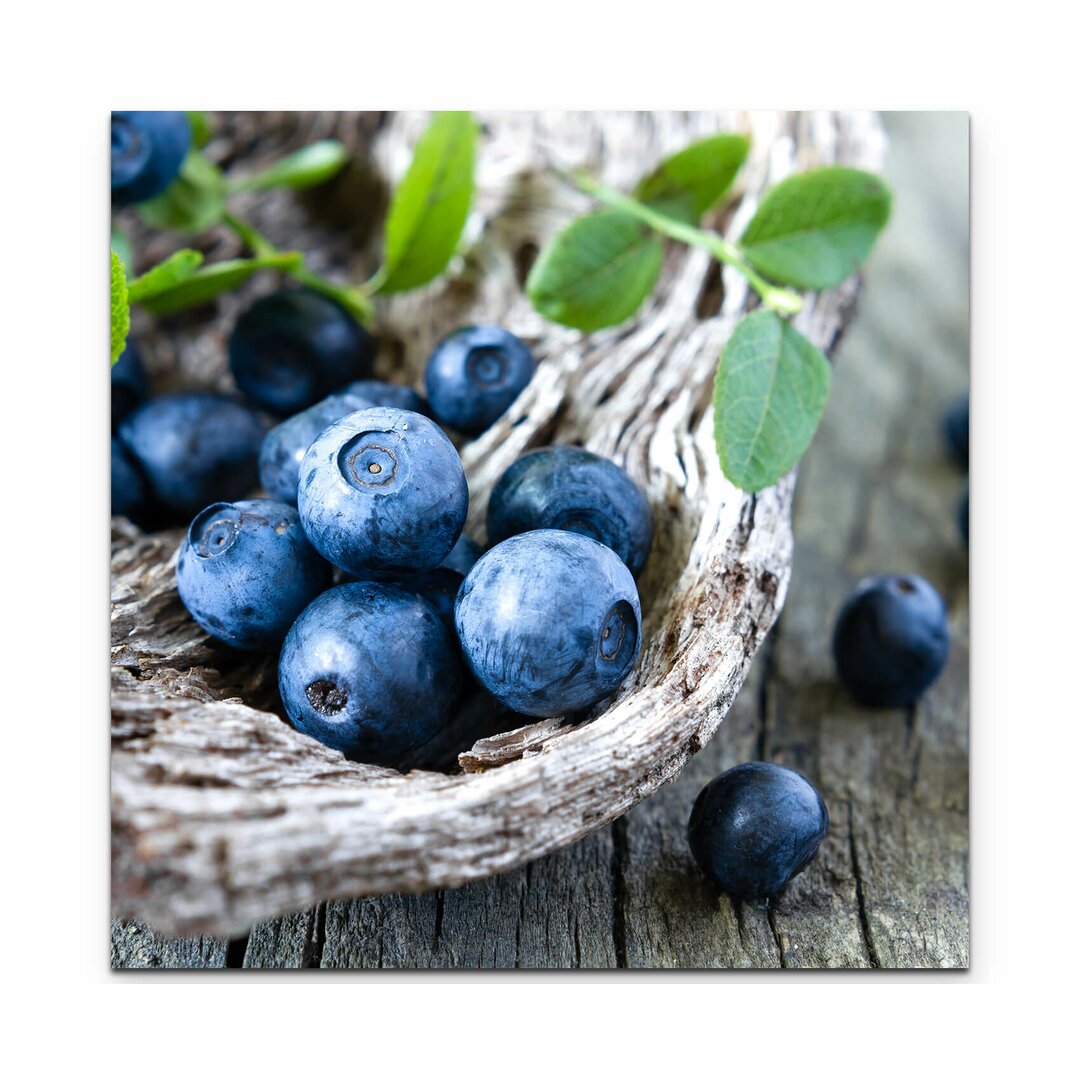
376,111,477,294
127,249,204,303
110,251,130,365
138,252,303,314
713,310,831,492
526,210,663,332
111,229,134,277
186,110,212,149
739,166,892,289
635,133,749,224
138,151,227,233
231,140,350,192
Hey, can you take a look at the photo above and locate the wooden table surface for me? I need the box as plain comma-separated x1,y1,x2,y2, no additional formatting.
111,112,969,970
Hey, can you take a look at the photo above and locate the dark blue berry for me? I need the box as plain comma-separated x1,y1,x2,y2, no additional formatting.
343,379,429,416
832,573,950,707
688,762,829,900
176,499,331,651
437,534,482,577
111,342,150,432
111,111,191,206
488,446,653,575
958,485,969,546
258,387,375,505
278,582,464,764
229,289,376,415
111,437,148,521
943,393,969,468
298,406,468,578
118,392,267,516
455,530,641,716
424,325,536,434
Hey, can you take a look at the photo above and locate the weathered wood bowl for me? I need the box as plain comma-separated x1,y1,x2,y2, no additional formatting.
111,110,885,937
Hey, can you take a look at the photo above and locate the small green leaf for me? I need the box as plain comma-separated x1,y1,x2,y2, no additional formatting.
111,251,130,365
138,252,303,314
714,310,831,492
127,249,204,303
635,133,750,224
376,111,477,294
186,110,212,149
739,166,891,289
526,210,663,332
231,140,351,192
138,151,227,233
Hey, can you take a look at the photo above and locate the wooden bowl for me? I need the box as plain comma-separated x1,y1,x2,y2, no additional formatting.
111,110,885,937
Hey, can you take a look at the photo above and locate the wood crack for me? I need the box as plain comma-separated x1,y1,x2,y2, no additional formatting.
847,799,880,968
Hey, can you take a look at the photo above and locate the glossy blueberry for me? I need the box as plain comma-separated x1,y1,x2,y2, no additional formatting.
343,379,429,416
278,582,463,764
229,289,376,415
176,499,331,651
258,387,375,505
111,111,191,206
832,573,950,707
488,446,653,576
455,530,642,716
687,762,829,900
298,407,468,578
943,393,969,468
111,437,148,520
424,325,536,435
118,392,267,516
111,342,150,431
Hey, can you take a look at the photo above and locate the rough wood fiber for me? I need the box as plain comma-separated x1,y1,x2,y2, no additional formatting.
111,110,887,942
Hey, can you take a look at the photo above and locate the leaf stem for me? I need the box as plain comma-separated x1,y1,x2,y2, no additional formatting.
569,172,803,315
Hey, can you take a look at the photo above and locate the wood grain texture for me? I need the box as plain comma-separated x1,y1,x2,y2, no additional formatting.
111,110,886,942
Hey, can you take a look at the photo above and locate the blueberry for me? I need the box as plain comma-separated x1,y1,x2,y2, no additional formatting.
176,499,331,651
832,573,950,707
118,392,267,516
278,582,463,764
343,379,430,416
229,289,376,415
438,533,482,577
488,446,653,576
111,111,191,206
111,437,148,521
424,325,536,434
298,406,468,578
943,393,969,468
398,567,463,629
111,342,150,432
258,387,375,505
455,530,642,716
687,762,829,900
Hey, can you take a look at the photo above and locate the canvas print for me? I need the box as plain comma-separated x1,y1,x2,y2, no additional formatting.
110,110,968,969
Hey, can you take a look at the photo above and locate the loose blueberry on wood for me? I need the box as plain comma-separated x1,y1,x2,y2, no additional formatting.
832,573,950,707
687,762,829,900
176,498,331,651
258,387,375,505
111,111,191,206
111,342,150,432
424,325,536,434
278,582,463,764
118,392,267,516
298,406,468,578
229,288,376,415
455,530,642,716
488,446,654,575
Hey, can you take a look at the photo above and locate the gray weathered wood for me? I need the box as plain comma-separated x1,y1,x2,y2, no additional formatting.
112,110,885,939
111,919,227,970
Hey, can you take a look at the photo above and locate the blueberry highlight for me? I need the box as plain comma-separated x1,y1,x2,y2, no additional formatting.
832,573,950,707
425,325,536,434
488,446,654,575
176,498,331,651
278,582,464,764
111,111,191,206
455,530,642,716
298,406,468,578
229,288,376,415
688,762,829,900
119,392,267,517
